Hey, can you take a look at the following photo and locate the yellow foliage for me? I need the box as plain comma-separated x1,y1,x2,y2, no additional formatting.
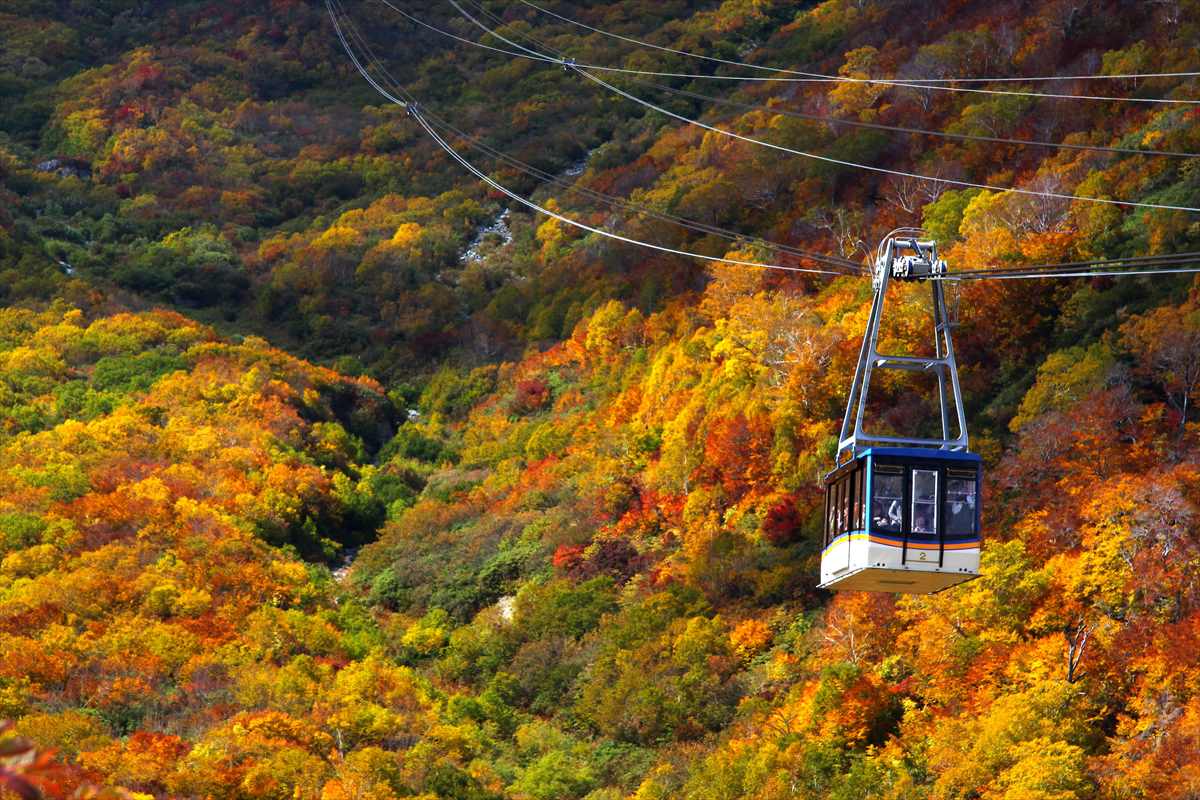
314,225,364,251
828,47,886,118
1011,343,1114,431
390,221,423,248
729,618,772,660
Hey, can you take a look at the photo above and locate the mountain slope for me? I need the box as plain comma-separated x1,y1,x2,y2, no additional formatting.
3,1,1200,799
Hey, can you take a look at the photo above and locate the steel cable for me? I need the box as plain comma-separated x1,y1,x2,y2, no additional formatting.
335,0,864,274
330,0,861,277
517,0,1200,85
448,0,1200,105
334,1,1200,283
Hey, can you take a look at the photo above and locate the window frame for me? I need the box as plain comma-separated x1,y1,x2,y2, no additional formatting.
909,467,939,537
870,465,905,534
824,480,834,546
944,468,978,537
852,467,864,531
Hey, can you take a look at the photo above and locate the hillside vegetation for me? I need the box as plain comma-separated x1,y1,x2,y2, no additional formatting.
2,1,1200,799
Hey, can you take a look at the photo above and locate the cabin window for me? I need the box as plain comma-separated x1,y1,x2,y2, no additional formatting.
945,474,977,536
838,477,849,535
911,469,938,535
842,473,854,533
872,469,903,533
835,479,844,534
825,484,836,544
853,468,864,530
832,479,843,537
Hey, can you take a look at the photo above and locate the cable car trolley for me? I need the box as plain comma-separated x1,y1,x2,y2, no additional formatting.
821,232,981,593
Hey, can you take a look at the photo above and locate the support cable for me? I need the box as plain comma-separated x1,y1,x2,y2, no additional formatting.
430,2,1200,206
329,0,859,277
336,0,862,273
944,263,1200,280
950,250,1200,275
570,65,1200,213
447,0,1200,105
634,79,1199,159
417,114,863,276
428,115,865,270
368,0,1200,105
334,1,1200,282
517,0,1200,85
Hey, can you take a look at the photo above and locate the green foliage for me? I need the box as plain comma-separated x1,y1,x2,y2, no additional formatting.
113,226,247,308
90,351,184,393
1011,342,1115,431
421,366,498,420
922,188,981,243
578,610,738,745
509,750,596,800
426,764,503,800
0,512,46,553
513,577,617,640
381,422,454,464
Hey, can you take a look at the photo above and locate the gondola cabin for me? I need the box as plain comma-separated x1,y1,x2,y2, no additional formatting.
820,447,981,593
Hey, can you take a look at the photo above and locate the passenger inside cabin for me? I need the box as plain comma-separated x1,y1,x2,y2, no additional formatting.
945,477,977,535
911,469,938,534
872,472,904,532
878,500,900,529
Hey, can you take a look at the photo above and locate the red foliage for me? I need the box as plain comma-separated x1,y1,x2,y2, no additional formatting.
762,496,802,546
701,413,775,498
511,378,551,415
587,538,641,583
553,539,641,583
552,544,586,575
0,723,97,800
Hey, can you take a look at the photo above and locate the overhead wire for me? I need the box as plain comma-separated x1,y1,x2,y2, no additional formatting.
448,0,1200,169
633,79,1199,159
416,112,859,276
943,263,1200,280
369,0,1200,105
329,0,861,277
441,2,1200,210
448,0,1200,105
428,117,865,271
329,0,412,107
951,250,1200,274
336,6,862,272
337,0,1200,282
574,63,1200,213
945,255,1200,280
455,2,1200,281
347,0,864,273
407,0,1200,161
382,0,1199,159
374,0,561,64
516,0,1200,85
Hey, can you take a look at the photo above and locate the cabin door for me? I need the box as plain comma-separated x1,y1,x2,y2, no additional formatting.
908,468,938,564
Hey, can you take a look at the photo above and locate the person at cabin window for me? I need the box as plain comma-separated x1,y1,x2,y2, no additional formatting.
945,477,977,535
913,505,934,534
837,486,847,534
911,469,937,535
872,472,903,532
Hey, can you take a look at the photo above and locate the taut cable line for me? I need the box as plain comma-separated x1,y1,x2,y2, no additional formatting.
336,1,863,273
331,0,1200,282
517,0,1200,84
511,0,1200,104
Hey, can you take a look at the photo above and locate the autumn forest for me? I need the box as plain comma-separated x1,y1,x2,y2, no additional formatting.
2,0,1200,798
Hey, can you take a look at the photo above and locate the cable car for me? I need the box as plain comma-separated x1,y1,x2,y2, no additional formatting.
821,232,982,593
821,447,981,592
